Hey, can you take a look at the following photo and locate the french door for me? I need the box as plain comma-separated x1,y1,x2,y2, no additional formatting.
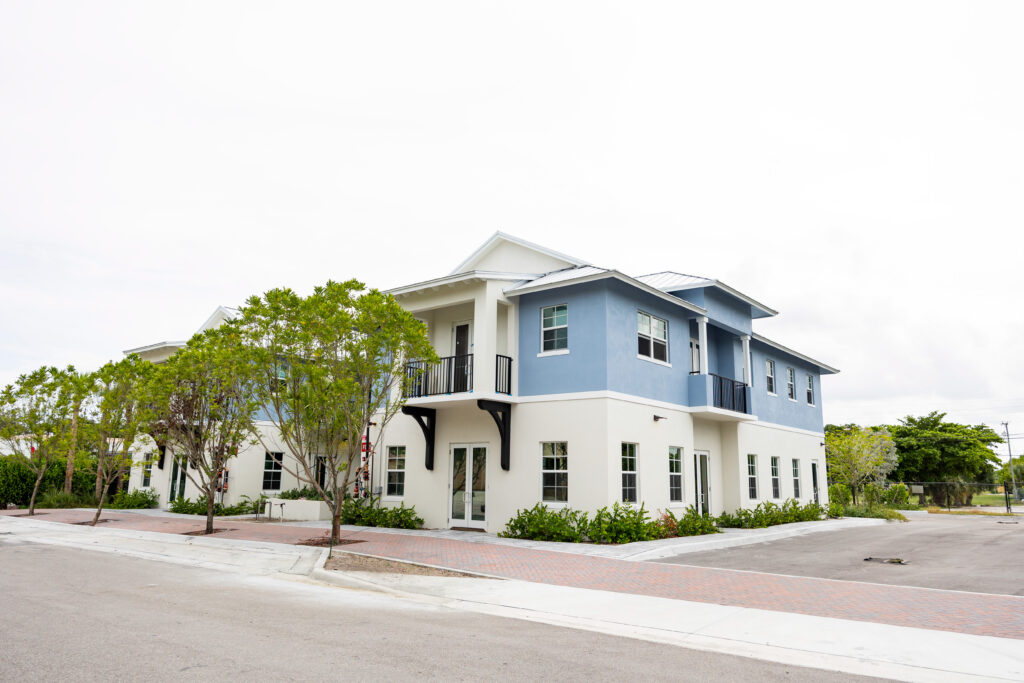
450,444,487,529
694,450,711,516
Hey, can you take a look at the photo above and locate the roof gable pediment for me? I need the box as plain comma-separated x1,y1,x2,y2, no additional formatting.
450,232,589,276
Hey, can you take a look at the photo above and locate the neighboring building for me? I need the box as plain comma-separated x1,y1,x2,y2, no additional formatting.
129,233,837,532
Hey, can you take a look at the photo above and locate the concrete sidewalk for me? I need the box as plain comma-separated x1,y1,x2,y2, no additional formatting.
3,514,1021,682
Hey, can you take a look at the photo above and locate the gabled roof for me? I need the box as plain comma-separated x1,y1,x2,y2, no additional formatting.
449,231,590,276
752,333,839,375
197,305,239,333
637,271,778,318
503,266,707,316
386,270,540,297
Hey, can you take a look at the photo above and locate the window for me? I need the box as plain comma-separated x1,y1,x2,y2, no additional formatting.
669,447,683,503
541,305,568,352
386,446,406,497
621,443,638,503
747,454,758,499
770,456,780,499
786,367,796,400
689,338,700,373
792,459,801,498
263,452,283,490
766,359,776,394
142,455,152,487
637,312,668,362
541,442,568,502
806,375,814,405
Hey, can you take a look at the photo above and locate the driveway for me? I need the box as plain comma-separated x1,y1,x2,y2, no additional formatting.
654,511,1024,595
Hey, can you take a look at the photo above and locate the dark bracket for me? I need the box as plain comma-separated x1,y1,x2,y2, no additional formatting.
477,399,511,471
402,405,437,470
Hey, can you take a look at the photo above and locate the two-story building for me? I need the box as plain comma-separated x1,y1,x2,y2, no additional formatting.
365,233,837,532
127,232,837,533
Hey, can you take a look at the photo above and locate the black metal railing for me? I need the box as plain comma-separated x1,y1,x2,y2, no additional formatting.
404,354,474,398
495,355,513,395
710,373,748,413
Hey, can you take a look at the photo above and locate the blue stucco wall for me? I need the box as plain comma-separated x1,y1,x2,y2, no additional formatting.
672,287,752,335
748,340,825,432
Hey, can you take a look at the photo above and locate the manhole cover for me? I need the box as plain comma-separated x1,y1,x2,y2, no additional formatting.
997,521,1019,524
864,557,907,564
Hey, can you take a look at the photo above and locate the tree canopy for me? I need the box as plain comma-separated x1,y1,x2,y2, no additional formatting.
887,411,1001,483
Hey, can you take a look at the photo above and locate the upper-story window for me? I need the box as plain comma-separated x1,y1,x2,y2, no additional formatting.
765,359,776,394
786,367,796,400
637,311,668,363
541,305,568,353
806,375,815,405
689,338,700,373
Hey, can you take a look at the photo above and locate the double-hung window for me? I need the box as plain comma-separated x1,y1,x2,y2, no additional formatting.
786,367,796,400
541,305,568,352
637,311,668,362
792,459,801,498
770,456,780,499
689,338,700,373
747,454,758,499
541,442,568,503
621,443,638,503
263,452,283,490
669,447,683,503
766,359,776,394
142,455,152,487
387,446,406,497
806,375,815,405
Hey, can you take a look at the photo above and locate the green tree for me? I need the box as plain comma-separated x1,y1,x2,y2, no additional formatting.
151,326,257,534
0,367,74,514
825,424,896,504
60,368,97,494
237,280,435,542
89,355,155,525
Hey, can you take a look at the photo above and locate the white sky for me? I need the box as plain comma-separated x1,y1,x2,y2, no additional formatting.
2,2,1022,457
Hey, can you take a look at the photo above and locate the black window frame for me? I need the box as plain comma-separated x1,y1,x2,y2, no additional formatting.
669,446,683,503
263,452,283,491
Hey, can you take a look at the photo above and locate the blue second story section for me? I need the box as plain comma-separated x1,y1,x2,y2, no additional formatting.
511,271,835,433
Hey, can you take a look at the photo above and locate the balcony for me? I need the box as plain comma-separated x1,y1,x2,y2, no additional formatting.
404,354,513,399
710,373,748,413
688,372,752,419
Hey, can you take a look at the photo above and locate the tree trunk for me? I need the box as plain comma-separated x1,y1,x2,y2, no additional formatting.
206,488,216,534
63,402,80,494
94,450,105,501
331,510,341,542
28,467,47,515
92,487,108,526
851,485,859,506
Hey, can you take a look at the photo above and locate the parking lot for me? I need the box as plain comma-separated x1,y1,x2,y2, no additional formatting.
655,511,1024,596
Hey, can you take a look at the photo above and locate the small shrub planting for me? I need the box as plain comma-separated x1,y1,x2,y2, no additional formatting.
169,497,255,516
36,489,94,509
828,483,852,507
500,503,721,543
276,486,323,501
715,500,825,529
107,488,159,509
339,497,424,529
841,504,908,521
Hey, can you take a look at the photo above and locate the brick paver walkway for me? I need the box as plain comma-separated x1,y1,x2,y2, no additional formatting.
6,508,1023,640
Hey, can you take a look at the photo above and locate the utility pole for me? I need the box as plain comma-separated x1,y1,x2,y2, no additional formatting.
1003,422,1018,502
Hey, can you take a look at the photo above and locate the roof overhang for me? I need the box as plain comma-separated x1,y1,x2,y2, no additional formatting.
122,341,187,356
387,270,540,298
665,279,777,318
504,270,707,316
752,333,839,374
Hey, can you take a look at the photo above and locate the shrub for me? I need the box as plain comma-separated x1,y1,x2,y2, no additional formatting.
828,500,845,518
169,497,255,516
108,488,159,509
715,499,824,528
881,483,914,509
339,497,424,529
587,503,654,544
828,483,852,507
276,486,323,501
842,504,907,521
36,488,93,509
499,503,588,542
863,482,885,507
662,506,720,537
0,456,95,508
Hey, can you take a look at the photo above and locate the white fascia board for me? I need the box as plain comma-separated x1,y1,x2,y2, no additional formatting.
122,341,187,356
448,231,590,276
197,305,240,333
752,333,839,375
387,270,540,297
503,270,708,316
661,279,777,318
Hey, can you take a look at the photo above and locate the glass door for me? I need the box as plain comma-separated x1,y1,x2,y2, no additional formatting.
450,444,487,528
694,451,711,516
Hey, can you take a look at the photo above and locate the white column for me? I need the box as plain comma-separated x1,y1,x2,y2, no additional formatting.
473,281,499,395
697,316,709,375
741,334,751,385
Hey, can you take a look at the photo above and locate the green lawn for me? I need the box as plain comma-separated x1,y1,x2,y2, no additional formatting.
970,492,1013,507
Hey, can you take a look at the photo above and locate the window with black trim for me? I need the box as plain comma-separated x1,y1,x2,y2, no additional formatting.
766,359,776,394
263,452,283,490
669,446,683,503
387,446,406,496
621,443,638,503
637,311,668,362
792,459,801,498
142,455,152,488
541,305,568,352
806,374,814,405
541,442,568,502
770,456,780,499
747,454,758,499
786,367,796,400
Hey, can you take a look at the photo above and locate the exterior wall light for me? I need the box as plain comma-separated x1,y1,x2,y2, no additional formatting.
653,415,667,422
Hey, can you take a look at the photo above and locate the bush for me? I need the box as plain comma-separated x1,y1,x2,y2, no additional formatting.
715,499,824,529
841,504,907,521
828,500,845,518
108,488,159,509
587,503,655,544
36,488,93,509
169,496,255,516
0,456,96,508
828,483,852,507
660,506,720,537
499,503,588,542
277,486,323,501
339,497,424,529
881,483,915,509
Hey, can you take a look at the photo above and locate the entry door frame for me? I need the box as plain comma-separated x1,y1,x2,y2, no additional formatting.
448,443,488,529
694,450,711,516
451,320,473,356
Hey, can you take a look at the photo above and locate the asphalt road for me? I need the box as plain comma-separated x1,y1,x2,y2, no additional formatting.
0,541,878,682
656,512,1024,595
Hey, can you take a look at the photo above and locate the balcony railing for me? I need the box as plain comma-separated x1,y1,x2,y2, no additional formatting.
404,354,474,398
495,355,512,395
710,373,748,413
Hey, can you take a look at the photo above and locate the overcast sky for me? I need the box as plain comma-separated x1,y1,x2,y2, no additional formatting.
2,2,1022,457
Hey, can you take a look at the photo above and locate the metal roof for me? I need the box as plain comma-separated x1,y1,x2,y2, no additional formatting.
635,271,713,290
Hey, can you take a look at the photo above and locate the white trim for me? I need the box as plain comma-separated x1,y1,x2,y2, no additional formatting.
537,349,570,357
637,272,778,318
449,231,590,276
752,333,839,375
515,389,755,421
387,270,538,297
636,355,672,368
540,440,569,506
505,269,707,316
540,303,568,354
746,420,826,438
123,340,187,355
197,305,239,333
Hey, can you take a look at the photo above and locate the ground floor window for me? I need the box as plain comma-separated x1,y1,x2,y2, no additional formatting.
541,442,568,502
669,446,683,503
747,454,758,499
386,446,406,496
770,456,780,499
621,443,638,503
263,452,283,490
142,455,152,487
792,459,801,499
